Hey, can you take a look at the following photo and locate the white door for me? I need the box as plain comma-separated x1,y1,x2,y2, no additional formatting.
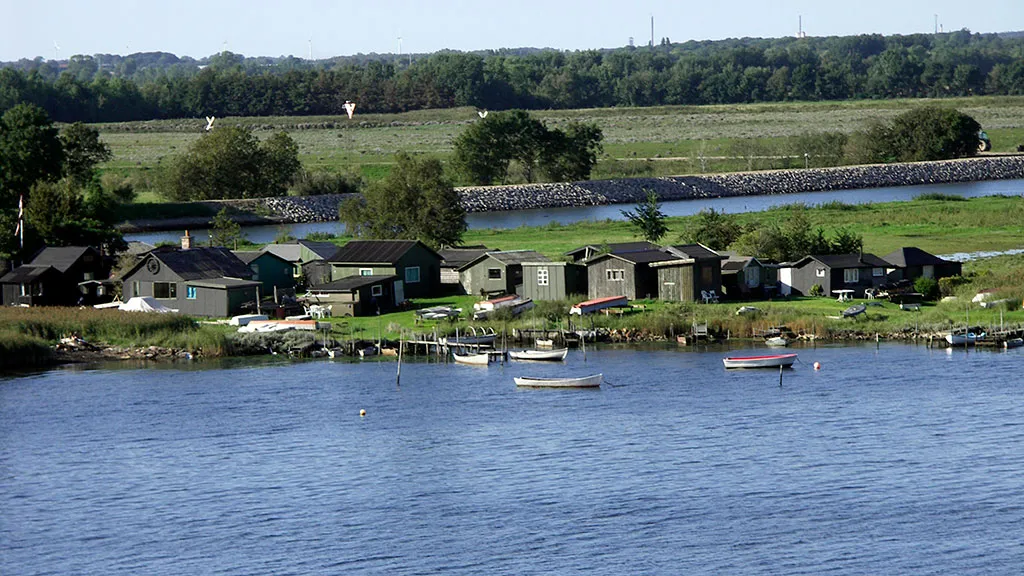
394,280,405,306
779,267,793,296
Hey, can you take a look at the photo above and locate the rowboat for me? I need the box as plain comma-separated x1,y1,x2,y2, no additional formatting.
535,338,554,348
570,295,628,315
723,353,798,369
453,352,490,365
514,374,602,388
945,332,985,346
472,295,535,320
765,336,788,347
1004,338,1024,349
841,304,867,318
415,305,462,320
509,348,568,361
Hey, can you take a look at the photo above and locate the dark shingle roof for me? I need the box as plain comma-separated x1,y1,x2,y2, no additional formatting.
440,248,490,268
28,246,94,273
188,278,262,289
883,247,948,268
149,247,253,280
232,251,262,264
457,250,552,271
329,240,439,264
298,240,340,260
722,260,748,272
565,241,660,258
0,265,56,283
597,250,676,265
667,244,724,260
803,253,891,269
315,275,397,292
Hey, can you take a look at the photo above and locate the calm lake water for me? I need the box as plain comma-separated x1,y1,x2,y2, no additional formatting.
125,178,1024,245
3,344,1024,575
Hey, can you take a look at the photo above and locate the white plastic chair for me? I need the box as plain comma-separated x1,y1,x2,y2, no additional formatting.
708,290,719,303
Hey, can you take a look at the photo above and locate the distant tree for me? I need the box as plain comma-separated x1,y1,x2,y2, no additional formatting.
339,153,466,249
733,223,788,262
829,227,863,254
849,106,982,163
540,121,604,182
25,178,125,252
681,208,743,250
209,207,244,249
621,189,668,244
60,122,112,185
161,127,301,200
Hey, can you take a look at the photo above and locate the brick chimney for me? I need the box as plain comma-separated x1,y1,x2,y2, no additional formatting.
181,230,192,250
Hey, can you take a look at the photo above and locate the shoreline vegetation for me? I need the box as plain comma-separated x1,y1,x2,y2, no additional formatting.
4,195,1023,371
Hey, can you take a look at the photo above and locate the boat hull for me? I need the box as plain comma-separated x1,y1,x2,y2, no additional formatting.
945,333,984,345
514,374,602,388
509,348,568,361
453,352,490,365
723,353,798,369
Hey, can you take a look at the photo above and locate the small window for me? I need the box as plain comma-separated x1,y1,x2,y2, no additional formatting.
487,268,502,280
250,264,260,281
872,267,884,277
186,286,198,300
815,267,826,278
132,281,140,297
83,272,94,281
154,282,177,299
844,268,860,284
360,268,373,276
607,269,625,281
701,265,713,285
292,265,301,278
371,285,383,297
405,266,421,283
537,267,549,286
20,284,27,297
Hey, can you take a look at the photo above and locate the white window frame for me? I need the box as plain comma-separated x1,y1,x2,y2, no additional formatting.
607,269,625,282
359,268,374,276
537,267,549,286
815,267,826,278
371,284,383,297
405,266,421,284
844,268,860,284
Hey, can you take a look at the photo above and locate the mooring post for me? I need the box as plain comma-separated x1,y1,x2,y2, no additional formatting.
779,364,783,387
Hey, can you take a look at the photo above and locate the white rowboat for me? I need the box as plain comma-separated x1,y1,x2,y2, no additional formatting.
723,353,798,369
945,332,985,345
514,374,602,388
509,348,568,361
765,336,788,347
453,352,490,365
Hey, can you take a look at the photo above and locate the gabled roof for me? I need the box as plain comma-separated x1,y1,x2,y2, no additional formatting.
188,278,262,289
232,250,291,266
883,247,950,268
262,240,339,263
315,275,397,292
0,264,57,283
795,253,891,269
589,249,676,265
298,240,341,260
28,246,97,273
329,240,440,264
457,250,552,271
439,248,490,268
125,247,253,281
665,243,725,261
124,241,156,257
565,241,661,258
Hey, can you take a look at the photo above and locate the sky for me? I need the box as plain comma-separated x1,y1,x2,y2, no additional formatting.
1,0,1021,62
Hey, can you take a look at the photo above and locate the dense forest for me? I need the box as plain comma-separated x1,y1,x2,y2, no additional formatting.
2,30,1024,123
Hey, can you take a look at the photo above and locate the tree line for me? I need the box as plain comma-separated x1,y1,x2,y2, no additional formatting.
3,30,1024,122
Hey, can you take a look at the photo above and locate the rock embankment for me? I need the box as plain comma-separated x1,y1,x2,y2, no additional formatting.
121,156,1024,232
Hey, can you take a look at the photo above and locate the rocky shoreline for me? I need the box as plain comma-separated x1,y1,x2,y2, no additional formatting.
119,156,1024,232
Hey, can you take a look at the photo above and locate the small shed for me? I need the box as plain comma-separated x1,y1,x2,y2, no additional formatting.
304,275,398,317
586,250,675,300
719,253,766,299
883,247,962,283
786,253,892,298
329,240,442,300
233,250,296,295
565,241,661,263
650,244,726,302
458,250,550,297
520,261,588,301
439,247,490,290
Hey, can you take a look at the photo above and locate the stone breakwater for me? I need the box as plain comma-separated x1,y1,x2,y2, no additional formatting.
120,156,1024,232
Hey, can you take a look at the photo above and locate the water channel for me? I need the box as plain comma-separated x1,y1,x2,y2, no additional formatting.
125,178,1024,246
3,343,1023,575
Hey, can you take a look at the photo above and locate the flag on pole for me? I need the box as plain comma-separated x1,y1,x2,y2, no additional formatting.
14,193,23,238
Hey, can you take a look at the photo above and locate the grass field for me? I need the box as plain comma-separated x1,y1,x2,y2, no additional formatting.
95,96,1024,193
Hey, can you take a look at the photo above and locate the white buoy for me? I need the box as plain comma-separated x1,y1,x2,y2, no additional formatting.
813,362,821,370
359,409,366,417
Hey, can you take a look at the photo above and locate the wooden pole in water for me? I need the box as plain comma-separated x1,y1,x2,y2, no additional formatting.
779,364,783,387
582,328,587,362
396,332,403,386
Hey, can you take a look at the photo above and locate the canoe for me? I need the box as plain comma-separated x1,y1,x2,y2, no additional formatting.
453,352,490,365
514,374,602,388
723,353,798,369
509,348,568,361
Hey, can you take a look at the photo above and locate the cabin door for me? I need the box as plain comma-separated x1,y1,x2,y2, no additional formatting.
779,268,793,296
394,280,405,306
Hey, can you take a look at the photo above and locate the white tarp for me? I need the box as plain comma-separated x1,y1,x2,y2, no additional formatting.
118,296,178,313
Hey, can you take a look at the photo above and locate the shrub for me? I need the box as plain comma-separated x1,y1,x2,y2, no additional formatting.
938,275,970,297
292,169,363,196
914,277,940,300
809,284,824,297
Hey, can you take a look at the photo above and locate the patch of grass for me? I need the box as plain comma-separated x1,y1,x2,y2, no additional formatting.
914,193,968,201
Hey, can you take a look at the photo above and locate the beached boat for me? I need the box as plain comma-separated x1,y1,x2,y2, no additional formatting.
570,295,628,315
535,338,554,348
509,348,568,361
1004,338,1023,349
765,336,788,347
841,304,867,318
358,346,378,358
723,353,798,369
415,305,462,320
453,351,490,365
945,331,986,346
514,373,602,388
472,295,535,320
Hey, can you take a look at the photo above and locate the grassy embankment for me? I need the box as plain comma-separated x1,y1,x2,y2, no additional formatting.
97,95,1024,215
